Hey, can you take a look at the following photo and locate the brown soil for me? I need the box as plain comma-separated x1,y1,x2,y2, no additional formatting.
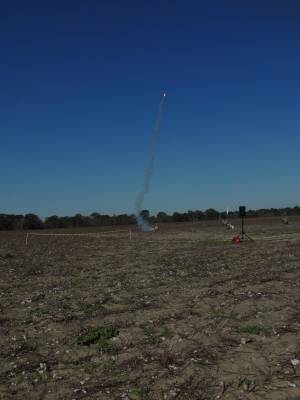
0,217,300,399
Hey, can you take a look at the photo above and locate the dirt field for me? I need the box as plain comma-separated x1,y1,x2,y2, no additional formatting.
1,217,300,399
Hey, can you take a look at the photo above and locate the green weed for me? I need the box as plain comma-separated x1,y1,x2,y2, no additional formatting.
161,326,173,338
128,388,145,399
79,302,105,315
86,359,116,372
143,325,173,344
209,311,226,320
241,324,262,335
76,326,119,353
143,326,160,345
30,308,52,317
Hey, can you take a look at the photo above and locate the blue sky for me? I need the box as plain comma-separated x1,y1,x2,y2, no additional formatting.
1,1,300,217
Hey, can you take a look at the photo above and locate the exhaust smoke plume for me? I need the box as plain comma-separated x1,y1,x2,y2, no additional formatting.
135,92,166,231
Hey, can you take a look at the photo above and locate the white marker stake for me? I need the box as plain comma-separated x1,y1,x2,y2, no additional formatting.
26,232,29,246
129,229,132,241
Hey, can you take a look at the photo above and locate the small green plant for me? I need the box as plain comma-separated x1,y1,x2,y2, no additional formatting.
128,388,144,399
96,337,114,353
209,310,238,321
161,326,173,338
19,319,33,326
143,325,173,344
79,302,105,315
30,308,52,317
239,377,256,392
241,324,262,335
84,359,116,373
143,326,160,345
209,311,226,320
101,359,116,371
77,326,119,352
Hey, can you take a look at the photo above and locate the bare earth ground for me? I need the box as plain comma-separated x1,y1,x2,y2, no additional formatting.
0,217,300,400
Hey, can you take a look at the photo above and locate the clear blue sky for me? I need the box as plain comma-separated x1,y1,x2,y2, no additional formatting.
1,1,300,217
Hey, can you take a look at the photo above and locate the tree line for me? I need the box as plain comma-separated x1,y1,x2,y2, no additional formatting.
0,206,300,231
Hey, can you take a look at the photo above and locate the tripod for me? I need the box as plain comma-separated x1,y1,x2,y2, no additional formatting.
240,215,253,241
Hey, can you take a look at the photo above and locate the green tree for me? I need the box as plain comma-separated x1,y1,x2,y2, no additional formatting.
45,215,60,229
23,214,44,229
157,211,170,223
205,208,219,220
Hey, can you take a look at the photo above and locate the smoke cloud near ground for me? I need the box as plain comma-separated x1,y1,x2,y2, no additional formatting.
135,93,166,231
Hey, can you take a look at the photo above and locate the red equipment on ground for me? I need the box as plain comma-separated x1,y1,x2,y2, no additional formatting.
232,234,241,244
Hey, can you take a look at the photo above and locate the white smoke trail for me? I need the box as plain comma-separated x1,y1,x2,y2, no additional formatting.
135,92,166,231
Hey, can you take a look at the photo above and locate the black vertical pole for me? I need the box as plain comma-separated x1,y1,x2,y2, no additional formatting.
241,216,244,240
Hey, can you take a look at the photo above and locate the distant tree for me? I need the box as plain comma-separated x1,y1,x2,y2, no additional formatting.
220,211,228,219
111,215,117,225
285,207,294,216
187,211,196,222
149,215,157,224
182,213,190,222
90,212,102,226
140,210,150,221
293,206,300,215
194,210,205,221
100,214,113,226
57,216,73,228
23,214,44,229
70,213,85,227
115,214,135,225
247,209,258,218
90,212,101,219
256,208,269,217
45,215,60,229
13,215,24,230
157,211,171,223
0,214,14,230
205,208,219,220
130,214,137,222
270,208,280,216
10,204,300,232
172,212,186,222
